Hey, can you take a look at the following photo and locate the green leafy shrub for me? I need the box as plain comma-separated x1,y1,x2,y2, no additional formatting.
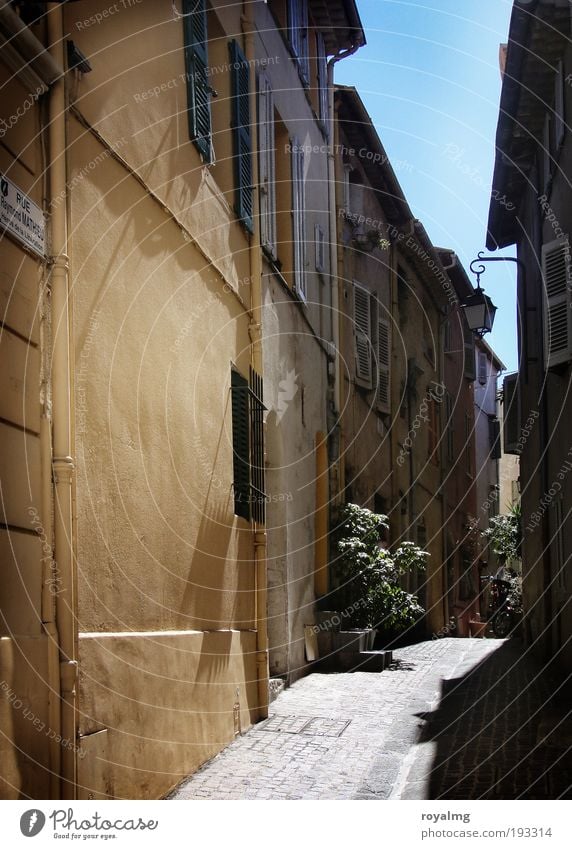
483,502,522,565
331,504,428,632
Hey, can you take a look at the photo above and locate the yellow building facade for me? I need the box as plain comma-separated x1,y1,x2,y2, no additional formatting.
0,0,364,799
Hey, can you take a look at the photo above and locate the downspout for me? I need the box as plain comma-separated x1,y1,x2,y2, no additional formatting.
242,5,268,721
47,2,77,799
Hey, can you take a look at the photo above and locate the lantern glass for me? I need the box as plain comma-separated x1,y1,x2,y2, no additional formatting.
462,289,497,336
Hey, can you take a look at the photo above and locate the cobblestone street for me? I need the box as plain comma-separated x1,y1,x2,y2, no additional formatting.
171,638,571,800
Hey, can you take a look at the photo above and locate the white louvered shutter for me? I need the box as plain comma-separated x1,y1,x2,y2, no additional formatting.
258,73,276,258
377,318,391,412
292,138,307,299
353,283,372,385
542,237,572,368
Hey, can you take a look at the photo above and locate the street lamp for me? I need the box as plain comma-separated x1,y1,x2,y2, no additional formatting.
464,252,500,337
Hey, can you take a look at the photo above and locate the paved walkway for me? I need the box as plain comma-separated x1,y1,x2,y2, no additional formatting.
170,638,571,800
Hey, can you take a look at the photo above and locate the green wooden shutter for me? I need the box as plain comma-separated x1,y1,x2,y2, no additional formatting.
183,0,211,162
231,369,251,520
230,40,253,233
376,317,391,412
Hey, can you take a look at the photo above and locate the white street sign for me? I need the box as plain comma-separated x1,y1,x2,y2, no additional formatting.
0,173,45,258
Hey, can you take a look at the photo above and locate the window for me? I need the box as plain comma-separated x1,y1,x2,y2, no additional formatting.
503,372,521,454
397,265,409,318
445,391,454,463
292,137,307,298
230,39,253,232
315,223,325,273
555,59,565,152
353,282,372,386
288,0,309,85
542,236,572,368
543,111,552,193
478,351,487,385
428,396,439,464
231,367,266,523
316,32,329,133
549,496,566,590
489,416,501,460
465,412,473,476
443,319,452,353
342,164,351,213
182,0,212,162
463,323,476,381
258,73,276,257
376,318,391,413
488,485,499,520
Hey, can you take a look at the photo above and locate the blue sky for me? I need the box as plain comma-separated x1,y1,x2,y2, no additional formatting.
335,0,517,372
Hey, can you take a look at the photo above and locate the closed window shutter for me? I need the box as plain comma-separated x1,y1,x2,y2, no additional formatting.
463,323,476,381
376,317,391,412
292,137,307,298
288,0,309,84
316,32,328,131
258,73,276,257
478,352,487,385
503,372,520,454
183,0,211,162
353,283,372,385
231,369,251,520
542,237,572,368
230,40,253,233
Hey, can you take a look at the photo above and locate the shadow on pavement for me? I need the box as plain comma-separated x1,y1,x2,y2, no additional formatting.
417,639,572,799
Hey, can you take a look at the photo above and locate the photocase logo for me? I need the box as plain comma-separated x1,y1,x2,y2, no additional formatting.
20,810,46,837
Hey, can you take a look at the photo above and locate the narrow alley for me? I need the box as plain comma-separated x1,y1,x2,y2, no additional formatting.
171,638,571,801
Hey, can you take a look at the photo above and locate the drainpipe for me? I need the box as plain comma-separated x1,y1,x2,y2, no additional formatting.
47,2,77,799
243,5,268,721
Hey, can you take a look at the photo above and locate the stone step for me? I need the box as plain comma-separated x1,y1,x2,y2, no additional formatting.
335,649,393,672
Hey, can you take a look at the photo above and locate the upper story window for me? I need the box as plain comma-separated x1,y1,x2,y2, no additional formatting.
316,31,329,133
288,0,310,86
353,281,373,387
292,137,307,298
258,72,276,257
542,58,566,194
182,0,212,162
230,39,254,233
478,351,488,385
542,236,572,368
463,323,476,382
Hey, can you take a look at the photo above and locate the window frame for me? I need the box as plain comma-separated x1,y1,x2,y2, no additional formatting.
288,0,310,86
291,136,307,299
258,71,277,258
542,236,572,368
182,0,212,163
353,281,373,387
230,39,254,233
